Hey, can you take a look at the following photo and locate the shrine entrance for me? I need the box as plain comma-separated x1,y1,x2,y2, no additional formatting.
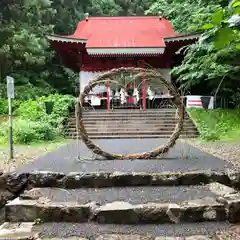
81,69,173,111
111,87,140,109
48,16,198,112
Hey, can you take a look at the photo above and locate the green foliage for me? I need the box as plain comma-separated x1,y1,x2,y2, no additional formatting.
0,119,56,144
1,0,239,110
0,99,22,115
146,0,224,33
0,0,154,98
0,94,75,144
189,108,240,141
146,0,240,105
0,0,80,97
0,100,8,115
15,94,75,127
172,44,238,89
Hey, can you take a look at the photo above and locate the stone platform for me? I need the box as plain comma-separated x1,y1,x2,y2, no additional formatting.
0,139,238,239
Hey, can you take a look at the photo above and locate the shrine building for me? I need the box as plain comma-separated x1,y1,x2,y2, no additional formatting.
48,16,198,111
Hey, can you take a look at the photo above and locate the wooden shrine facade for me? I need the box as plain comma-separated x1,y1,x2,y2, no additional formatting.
48,16,199,111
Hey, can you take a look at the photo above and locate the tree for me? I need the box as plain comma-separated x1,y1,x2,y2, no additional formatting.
146,0,240,107
0,0,56,98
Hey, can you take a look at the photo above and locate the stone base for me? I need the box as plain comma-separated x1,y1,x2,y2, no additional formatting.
0,222,40,240
5,197,227,224
5,198,94,223
25,170,240,189
0,170,238,191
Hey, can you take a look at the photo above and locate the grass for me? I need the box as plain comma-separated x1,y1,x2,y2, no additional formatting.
0,138,70,172
188,108,240,143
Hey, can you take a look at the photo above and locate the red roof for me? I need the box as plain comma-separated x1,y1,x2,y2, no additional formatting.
67,16,178,48
48,16,199,60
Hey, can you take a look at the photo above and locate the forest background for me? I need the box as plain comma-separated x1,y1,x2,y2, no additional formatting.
0,0,239,106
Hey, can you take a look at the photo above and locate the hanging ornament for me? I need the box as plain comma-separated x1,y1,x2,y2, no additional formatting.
121,72,123,80
133,87,139,103
120,88,127,105
147,86,155,100
114,88,120,98
129,72,132,81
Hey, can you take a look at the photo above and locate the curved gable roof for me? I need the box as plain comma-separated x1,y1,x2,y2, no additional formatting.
72,16,177,48
48,16,199,57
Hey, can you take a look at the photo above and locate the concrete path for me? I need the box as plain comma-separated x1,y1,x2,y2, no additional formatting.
18,139,233,173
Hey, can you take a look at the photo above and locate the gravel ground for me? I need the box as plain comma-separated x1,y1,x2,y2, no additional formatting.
38,222,230,238
215,224,240,239
187,141,240,168
0,140,69,172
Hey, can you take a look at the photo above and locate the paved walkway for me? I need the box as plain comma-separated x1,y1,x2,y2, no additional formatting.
18,139,233,173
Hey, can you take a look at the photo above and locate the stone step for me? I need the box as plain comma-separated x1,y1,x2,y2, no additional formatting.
70,117,190,122
65,129,198,134
65,130,198,135
66,122,195,127
79,115,187,119
76,109,180,114
19,186,217,205
80,111,187,114
65,134,199,139
65,135,199,139
81,108,178,111
65,125,197,130
79,123,195,127
77,114,189,118
4,181,240,225
66,122,196,126
4,196,227,224
0,222,40,240
65,127,198,131
0,174,238,237
21,171,236,188
65,132,199,137
69,118,193,122
66,125,196,129
0,222,231,239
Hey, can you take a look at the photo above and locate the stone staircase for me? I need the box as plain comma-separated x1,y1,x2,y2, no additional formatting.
64,109,199,139
0,169,240,239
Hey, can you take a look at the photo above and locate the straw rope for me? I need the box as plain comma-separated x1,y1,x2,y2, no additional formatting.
76,67,185,160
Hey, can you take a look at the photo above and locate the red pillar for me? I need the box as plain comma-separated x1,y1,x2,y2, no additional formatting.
107,79,110,111
140,63,147,112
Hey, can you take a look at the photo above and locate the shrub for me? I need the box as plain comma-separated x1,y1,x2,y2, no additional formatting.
0,94,75,144
0,99,22,115
15,94,75,128
0,99,8,115
40,94,76,127
14,100,44,121
0,118,56,144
